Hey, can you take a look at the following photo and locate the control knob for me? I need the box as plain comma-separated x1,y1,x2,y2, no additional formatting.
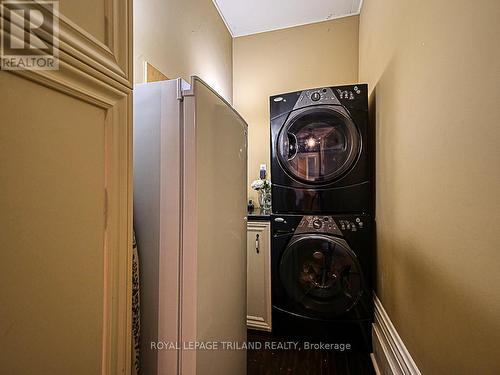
312,219,323,229
311,92,321,101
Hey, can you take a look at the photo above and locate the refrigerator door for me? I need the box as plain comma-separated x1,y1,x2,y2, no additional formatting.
134,79,185,375
181,77,248,375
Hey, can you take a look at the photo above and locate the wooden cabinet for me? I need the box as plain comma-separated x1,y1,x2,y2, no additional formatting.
247,221,272,331
0,1,132,374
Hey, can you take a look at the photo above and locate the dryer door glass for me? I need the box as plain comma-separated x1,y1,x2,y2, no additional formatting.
279,234,363,317
277,107,360,184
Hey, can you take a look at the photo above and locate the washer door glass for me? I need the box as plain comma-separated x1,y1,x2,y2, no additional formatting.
277,106,360,184
279,234,363,317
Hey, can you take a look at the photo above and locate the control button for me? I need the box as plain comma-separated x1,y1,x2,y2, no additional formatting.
355,218,361,223
311,92,321,101
312,219,323,229
323,217,329,222
359,222,364,228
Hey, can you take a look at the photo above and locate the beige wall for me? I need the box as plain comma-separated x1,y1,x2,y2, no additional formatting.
233,17,359,204
134,0,233,102
359,0,500,373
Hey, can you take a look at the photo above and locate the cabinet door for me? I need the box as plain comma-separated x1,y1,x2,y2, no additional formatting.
0,2,132,374
247,222,272,331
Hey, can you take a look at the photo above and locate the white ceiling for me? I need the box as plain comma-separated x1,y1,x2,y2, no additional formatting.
213,0,363,37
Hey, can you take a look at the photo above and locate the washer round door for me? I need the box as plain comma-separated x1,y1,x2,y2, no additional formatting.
277,106,360,184
279,234,363,317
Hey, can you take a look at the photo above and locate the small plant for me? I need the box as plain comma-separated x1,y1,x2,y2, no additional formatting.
251,179,271,193
251,179,272,210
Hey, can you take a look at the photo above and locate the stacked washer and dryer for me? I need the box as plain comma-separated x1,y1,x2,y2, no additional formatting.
269,84,374,350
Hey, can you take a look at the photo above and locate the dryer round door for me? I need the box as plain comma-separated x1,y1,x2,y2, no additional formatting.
277,106,360,184
279,234,363,317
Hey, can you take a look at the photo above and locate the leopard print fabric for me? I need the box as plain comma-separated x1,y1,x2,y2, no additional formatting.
132,230,141,374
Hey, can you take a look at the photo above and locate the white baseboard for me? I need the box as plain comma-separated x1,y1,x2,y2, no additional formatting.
370,352,382,375
371,294,421,375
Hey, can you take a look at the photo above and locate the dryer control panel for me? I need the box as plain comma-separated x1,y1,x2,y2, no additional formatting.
292,87,341,110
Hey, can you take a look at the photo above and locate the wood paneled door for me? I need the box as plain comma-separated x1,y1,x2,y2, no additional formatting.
0,1,133,374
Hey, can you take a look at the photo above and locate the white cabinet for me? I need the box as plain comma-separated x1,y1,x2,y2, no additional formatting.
247,221,272,331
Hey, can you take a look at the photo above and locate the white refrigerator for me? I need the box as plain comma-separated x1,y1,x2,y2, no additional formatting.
134,77,248,375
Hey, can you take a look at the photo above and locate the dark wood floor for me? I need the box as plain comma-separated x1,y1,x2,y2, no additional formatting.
247,330,375,375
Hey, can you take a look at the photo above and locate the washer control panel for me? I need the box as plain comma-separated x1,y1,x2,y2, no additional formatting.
338,217,365,232
295,216,342,235
295,215,366,235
